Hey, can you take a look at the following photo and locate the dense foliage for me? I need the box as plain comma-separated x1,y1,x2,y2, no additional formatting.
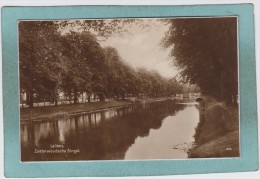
163,17,238,103
19,21,183,108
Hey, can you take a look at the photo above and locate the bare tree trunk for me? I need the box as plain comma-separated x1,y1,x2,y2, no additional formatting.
54,86,58,106
26,92,30,105
73,88,78,104
88,94,91,103
29,90,34,108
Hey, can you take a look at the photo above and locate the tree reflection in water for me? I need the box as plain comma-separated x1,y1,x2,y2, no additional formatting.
21,100,188,161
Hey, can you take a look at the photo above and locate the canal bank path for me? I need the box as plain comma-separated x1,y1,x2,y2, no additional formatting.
20,97,171,122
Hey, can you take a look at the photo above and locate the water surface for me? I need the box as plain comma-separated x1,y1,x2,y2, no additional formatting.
20,100,199,161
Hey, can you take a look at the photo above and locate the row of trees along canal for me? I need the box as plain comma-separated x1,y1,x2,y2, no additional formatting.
19,20,185,108
20,17,238,108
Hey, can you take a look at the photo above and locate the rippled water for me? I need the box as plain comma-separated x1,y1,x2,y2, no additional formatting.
20,100,199,161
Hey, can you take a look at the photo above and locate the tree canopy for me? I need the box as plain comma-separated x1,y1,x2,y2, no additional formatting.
19,20,184,108
163,17,238,103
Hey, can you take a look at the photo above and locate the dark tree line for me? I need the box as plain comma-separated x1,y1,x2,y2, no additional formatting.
19,21,183,108
163,17,238,104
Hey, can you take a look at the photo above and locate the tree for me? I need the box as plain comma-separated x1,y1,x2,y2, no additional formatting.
162,17,238,103
19,21,65,107
103,47,131,99
57,19,137,38
60,31,106,104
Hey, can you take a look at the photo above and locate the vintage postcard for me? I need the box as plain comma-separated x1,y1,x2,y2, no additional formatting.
19,17,239,161
2,4,258,178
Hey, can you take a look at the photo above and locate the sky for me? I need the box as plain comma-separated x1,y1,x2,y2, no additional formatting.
100,19,178,78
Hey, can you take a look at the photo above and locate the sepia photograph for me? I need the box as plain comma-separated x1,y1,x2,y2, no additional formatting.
19,17,239,162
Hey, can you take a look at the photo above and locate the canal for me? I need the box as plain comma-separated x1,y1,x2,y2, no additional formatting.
20,100,200,161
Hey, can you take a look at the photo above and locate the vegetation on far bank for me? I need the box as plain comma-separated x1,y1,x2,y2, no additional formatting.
189,97,239,158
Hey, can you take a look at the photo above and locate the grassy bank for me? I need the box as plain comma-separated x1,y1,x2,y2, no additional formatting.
189,97,239,158
20,97,169,121
20,100,132,121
